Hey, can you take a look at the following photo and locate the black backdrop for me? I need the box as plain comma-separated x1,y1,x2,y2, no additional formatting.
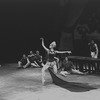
0,0,100,63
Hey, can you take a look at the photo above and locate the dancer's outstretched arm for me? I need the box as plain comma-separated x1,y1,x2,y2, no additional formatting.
55,50,71,54
40,38,49,52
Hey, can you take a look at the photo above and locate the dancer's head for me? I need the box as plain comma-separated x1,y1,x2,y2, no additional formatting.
49,41,56,49
65,57,68,61
36,50,39,55
30,51,33,55
91,40,94,44
22,54,26,58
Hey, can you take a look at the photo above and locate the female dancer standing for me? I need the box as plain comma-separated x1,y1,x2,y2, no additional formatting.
40,38,71,84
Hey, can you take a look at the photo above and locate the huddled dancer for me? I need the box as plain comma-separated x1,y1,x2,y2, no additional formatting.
18,54,30,69
28,51,39,67
40,38,71,84
35,50,43,68
17,50,43,69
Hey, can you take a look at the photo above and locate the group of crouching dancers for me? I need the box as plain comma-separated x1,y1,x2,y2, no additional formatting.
18,38,87,85
18,50,43,69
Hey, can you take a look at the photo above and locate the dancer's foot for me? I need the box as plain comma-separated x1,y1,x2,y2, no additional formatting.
78,71,88,75
60,71,69,77
42,79,45,85
84,71,89,75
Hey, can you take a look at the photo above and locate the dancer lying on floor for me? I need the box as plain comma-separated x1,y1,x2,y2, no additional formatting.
40,38,71,85
18,54,30,69
60,57,87,76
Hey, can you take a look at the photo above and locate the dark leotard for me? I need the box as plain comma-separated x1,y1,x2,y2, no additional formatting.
28,54,36,63
47,50,56,62
35,54,42,67
20,57,28,65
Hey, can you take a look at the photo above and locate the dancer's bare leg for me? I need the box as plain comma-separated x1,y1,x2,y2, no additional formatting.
52,64,58,74
54,57,59,69
42,62,49,85
18,61,22,68
71,69,86,74
31,63,39,67
23,62,30,68
60,71,70,76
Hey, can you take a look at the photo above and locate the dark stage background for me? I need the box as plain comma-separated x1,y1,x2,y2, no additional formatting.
0,0,100,63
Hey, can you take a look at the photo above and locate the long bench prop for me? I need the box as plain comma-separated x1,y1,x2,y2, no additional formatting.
67,56,100,74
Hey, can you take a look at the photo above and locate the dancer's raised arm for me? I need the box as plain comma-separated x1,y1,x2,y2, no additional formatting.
40,38,49,52
55,50,71,54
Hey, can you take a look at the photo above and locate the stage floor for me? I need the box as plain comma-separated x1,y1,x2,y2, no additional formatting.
0,63,100,100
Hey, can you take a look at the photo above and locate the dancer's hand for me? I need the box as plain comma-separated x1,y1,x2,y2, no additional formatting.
67,51,72,53
88,43,90,45
40,37,44,40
